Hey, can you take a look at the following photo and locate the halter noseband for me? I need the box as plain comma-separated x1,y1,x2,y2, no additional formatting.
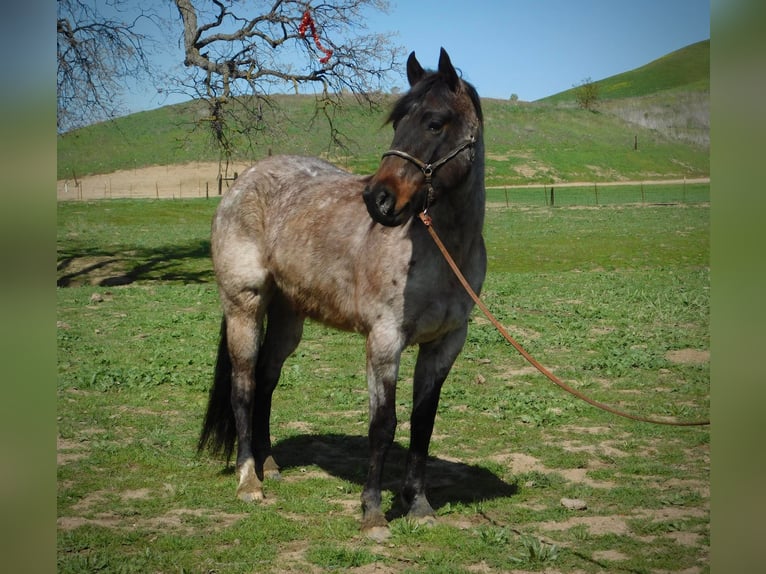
381,135,476,212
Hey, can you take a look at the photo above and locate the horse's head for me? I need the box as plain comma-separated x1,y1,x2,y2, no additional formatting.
363,48,483,227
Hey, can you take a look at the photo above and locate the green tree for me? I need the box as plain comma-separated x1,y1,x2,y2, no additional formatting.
574,77,599,111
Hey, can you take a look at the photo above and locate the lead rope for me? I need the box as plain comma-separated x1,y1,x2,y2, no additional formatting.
418,211,710,427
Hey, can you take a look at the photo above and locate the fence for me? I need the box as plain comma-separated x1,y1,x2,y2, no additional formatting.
486,179,709,207
57,166,709,206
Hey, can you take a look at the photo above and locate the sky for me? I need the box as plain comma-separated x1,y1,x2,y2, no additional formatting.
122,0,710,115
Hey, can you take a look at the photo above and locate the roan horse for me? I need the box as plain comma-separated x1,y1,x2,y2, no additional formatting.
199,48,486,538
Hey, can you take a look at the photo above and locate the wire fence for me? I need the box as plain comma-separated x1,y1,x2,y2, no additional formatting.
57,168,709,206
487,179,709,207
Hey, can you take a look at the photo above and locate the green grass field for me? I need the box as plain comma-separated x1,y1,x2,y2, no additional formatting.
57,193,709,573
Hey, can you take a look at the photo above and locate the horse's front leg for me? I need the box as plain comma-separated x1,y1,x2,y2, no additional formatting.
403,324,468,520
361,329,402,539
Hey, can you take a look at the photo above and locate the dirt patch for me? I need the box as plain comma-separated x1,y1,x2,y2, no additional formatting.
57,255,130,287
57,438,88,465
59,487,247,534
536,514,631,536
665,349,709,365
593,549,629,562
490,452,617,489
57,161,252,201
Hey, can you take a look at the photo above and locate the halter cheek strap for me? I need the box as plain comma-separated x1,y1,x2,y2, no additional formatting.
381,135,476,212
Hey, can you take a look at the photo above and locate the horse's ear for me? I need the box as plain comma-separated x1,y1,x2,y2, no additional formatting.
438,47,460,91
406,51,425,87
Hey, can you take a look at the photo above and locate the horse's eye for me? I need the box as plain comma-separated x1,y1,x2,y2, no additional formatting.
427,120,444,133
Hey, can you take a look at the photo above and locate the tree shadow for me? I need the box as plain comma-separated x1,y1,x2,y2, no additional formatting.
56,239,213,287
271,433,518,519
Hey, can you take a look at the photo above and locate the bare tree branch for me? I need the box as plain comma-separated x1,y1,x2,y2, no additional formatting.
57,0,403,164
57,0,164,132
172,0,403,163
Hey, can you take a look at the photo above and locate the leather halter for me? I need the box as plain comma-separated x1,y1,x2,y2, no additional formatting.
381,135,476,211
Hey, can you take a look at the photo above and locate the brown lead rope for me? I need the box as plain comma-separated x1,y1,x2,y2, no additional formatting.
418,212,710,427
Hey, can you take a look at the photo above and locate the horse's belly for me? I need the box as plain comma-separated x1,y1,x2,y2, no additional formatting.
270,261,370,333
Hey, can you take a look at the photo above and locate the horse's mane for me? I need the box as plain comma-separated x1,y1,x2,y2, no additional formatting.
386,72,484,127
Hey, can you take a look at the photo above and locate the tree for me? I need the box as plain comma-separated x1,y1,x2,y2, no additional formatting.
57,0,164,133
574,76,599,111
57,0,403,167
173,0,402,165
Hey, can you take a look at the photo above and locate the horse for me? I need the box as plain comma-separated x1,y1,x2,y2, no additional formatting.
198,48,486,539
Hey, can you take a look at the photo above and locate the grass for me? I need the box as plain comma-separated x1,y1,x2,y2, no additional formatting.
57,192,709,573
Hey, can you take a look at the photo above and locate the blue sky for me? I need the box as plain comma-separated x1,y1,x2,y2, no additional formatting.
124,0,709,114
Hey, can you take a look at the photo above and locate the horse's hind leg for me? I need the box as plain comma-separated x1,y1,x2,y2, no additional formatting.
252,292,304,480
223,299,269,502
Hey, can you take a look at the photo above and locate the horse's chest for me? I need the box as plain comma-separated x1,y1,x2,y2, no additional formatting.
405,284,472,344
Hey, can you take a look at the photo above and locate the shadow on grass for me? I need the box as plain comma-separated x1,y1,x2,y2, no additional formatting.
271,433,518,519
57,239,213,287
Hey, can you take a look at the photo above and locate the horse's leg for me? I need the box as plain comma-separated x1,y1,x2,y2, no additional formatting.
225,300,268,503
403,324,469,520
252,292,304,480
360,328,403,537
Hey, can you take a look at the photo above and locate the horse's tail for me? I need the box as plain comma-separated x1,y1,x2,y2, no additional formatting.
198,317,237,462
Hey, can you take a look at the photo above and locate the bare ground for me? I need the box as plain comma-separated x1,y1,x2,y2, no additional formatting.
56,162,710,201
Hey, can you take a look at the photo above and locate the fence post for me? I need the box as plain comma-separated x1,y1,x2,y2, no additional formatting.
594,182,599,205
550,187,555,207
218,174,223,195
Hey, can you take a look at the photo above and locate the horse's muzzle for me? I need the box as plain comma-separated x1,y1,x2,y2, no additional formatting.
363,182,411,227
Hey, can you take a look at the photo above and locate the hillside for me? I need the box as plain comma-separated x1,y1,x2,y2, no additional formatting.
540,40,709,146
539,40,709,104
57,41,709,187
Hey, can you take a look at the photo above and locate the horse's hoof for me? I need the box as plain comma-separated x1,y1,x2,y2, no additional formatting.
237,488,264,503
263,455,281,480
364,525,391,543
411,514,436,527
361,510,389,541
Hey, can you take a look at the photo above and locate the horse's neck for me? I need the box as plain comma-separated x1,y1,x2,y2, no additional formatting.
446,148,485,224
430,165,485,258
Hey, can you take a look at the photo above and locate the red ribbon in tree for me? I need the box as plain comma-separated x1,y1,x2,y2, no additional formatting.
298,9,334,64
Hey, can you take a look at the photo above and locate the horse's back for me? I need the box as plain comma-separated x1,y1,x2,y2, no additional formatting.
217,155,355,217
211,155,377,327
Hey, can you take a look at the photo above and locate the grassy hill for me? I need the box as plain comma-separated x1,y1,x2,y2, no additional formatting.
57,41,709,186
539,40,709,104
539,40,709,148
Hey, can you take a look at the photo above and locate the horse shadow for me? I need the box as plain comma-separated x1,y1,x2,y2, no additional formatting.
271,433,518,520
